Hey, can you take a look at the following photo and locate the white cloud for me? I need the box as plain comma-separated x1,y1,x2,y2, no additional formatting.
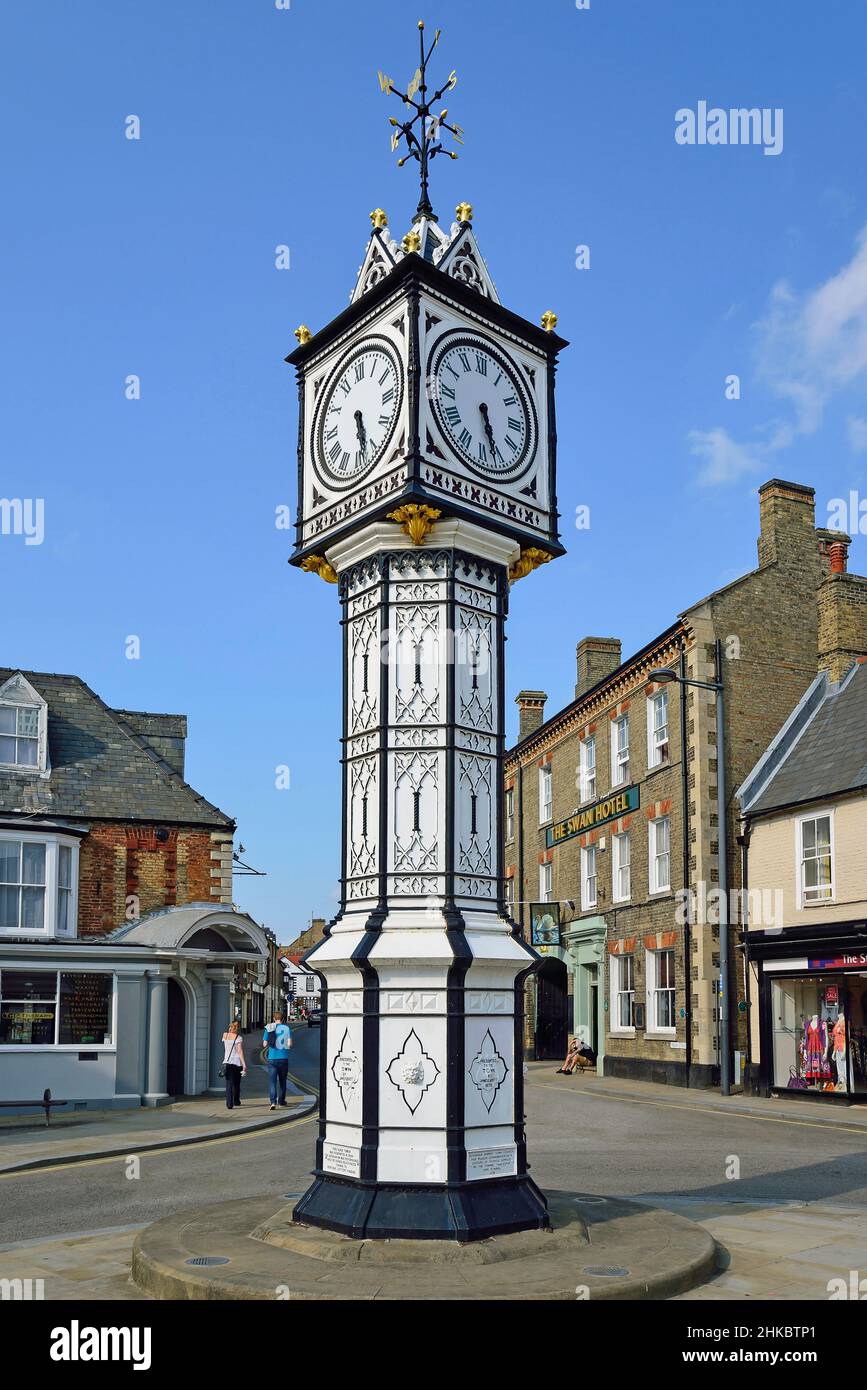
688,427,762,486
849,416,867,454
694,223,867,485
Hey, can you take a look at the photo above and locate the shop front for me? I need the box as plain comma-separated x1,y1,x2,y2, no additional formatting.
0,904,269,1113
748,925,867,1101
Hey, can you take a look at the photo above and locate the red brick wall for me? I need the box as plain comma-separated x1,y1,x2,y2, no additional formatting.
76,823,229,938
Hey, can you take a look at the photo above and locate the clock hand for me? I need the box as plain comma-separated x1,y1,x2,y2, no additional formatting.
354,408,368,458
478,401,496,454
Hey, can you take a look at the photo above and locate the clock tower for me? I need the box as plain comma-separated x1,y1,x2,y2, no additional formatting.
288,22,567,1241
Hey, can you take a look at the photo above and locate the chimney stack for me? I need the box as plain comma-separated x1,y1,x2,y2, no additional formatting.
757,478,816,569
575,636,621,699
516,690,547,741
817,543,867,683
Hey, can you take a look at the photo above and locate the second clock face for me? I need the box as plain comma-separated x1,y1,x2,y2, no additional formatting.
430,335,536,478
315,340,402,485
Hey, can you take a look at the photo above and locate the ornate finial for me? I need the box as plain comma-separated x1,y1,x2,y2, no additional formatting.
455,201,473,224
370,208,389,230
294,324,312,345
300,554,338,584
388,503,442,545
540,311,558,333
378,22,463,223
509,547,552,582
401,230,422,253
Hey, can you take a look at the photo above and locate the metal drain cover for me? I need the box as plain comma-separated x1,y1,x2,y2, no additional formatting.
185,1256,230,1267
583,1265,630,1278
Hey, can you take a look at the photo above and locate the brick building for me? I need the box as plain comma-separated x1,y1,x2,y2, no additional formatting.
504,480,849,1087
0,669,270,1111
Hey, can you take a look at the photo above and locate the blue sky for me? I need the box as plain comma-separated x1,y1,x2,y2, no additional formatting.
3,0,866,940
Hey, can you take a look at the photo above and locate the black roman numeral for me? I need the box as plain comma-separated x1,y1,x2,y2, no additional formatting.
382,388,394,404
440,384,456,400
458,427,472,449
378,367,390,385
354,359,365,383
503,394,517,406
457,351,471,372
475,353,488,375
507,417,522,433
445,405,461,427
478,442,488,462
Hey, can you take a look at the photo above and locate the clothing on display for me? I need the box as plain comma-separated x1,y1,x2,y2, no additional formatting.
803,1015,831,1082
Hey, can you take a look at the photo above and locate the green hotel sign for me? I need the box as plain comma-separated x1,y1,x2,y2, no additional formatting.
546,785,640,849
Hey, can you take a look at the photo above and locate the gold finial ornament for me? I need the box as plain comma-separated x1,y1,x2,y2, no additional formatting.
455,201,473,223
388,503,442,546
370,208,388,229
300,554,338,584
509,547,552,582
401,230,422,253
294,324,312,345
540,311,558,333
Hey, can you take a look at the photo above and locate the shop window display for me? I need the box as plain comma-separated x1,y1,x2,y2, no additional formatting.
770,974,867,1096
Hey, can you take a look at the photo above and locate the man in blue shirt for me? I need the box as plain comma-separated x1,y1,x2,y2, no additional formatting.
263,1010,292,1109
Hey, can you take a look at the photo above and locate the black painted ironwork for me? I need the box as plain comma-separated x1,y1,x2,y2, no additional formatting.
379,20,463,223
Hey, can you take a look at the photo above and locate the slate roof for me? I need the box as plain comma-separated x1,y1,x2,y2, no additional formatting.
0,669,233,827
739,660,867,816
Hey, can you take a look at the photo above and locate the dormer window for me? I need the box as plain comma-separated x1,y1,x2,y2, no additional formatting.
0,704,39,767
0,673,49,774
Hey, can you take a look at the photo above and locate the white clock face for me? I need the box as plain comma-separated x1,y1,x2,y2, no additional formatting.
315,341,402,485
430,336,536,477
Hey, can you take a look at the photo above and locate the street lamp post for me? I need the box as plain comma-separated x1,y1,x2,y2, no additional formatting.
648,641,731,1097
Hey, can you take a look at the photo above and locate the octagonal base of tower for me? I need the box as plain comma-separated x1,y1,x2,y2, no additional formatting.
292,1171,550,1242
131,1190,720,1301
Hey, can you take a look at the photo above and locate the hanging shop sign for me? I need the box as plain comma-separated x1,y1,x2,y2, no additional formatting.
530,901,561,948
545,785,640,849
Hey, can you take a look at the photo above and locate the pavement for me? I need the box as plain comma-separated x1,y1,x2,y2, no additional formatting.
0,1041,317,1175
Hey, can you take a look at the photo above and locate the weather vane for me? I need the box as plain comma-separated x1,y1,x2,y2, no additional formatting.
378,20,464,224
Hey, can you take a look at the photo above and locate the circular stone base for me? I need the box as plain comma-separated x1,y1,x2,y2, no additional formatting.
132,1192,719,1301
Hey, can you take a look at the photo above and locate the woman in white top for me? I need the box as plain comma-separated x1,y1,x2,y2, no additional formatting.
222,1020,247,1110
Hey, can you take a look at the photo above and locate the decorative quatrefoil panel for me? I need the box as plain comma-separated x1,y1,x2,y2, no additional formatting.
385,1029,440,1115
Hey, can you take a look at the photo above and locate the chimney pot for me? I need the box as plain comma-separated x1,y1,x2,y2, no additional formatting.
829,541,848,574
